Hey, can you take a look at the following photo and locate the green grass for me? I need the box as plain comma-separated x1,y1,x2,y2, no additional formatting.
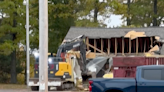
0,84,27,89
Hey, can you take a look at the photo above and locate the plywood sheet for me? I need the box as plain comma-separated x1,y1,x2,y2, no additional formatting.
148,45,159,52
124,30,146,40
86,52,96,59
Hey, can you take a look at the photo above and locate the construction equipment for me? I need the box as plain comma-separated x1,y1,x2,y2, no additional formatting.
29,35,94,91
56,35,88,75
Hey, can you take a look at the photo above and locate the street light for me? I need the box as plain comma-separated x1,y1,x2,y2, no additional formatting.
23,0,30,86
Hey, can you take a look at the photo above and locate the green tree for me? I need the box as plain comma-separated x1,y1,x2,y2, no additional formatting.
130,0,164,27
30,0,76,52
0,0,26,83
75,0,111,27
108,0,164,27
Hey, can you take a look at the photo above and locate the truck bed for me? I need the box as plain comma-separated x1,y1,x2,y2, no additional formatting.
89,78,136,92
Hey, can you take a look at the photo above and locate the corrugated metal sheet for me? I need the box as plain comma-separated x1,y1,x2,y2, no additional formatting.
113,57,145,67
145,57,164,65
113,67,136,78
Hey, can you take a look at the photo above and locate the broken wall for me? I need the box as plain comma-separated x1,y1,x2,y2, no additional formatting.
85,30,163,56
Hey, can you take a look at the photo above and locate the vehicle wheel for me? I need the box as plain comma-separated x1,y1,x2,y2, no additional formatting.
48,86,51,91
56,85,64,91
31,86,39,91
70,83,76,90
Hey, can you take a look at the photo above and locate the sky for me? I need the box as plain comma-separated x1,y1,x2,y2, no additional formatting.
104,14,123,28
97,0,124,28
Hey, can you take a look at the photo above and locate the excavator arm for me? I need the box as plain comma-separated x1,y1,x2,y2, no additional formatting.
56,35,87,75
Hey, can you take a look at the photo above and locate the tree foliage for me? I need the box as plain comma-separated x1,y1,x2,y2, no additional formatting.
0,0,26,83
75,0,111,27
29,0,76,52
108,0,164,27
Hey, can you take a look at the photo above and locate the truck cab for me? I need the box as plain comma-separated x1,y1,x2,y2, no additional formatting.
136,65,164,92
89,65,164,92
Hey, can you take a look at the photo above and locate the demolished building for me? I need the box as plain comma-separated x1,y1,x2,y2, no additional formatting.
63,27,164,80
65,27,164,57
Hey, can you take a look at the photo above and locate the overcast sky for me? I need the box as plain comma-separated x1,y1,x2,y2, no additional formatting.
104,14,123,28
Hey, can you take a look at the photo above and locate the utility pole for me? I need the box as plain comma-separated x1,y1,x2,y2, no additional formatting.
153,0,157,26
26,0,30,86
39,0,48,91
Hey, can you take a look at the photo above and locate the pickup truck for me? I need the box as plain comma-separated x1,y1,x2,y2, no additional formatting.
89,65,164,92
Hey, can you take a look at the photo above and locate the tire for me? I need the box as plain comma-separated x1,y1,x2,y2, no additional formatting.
48,86,51,91
56,85,64,91
31,86,39,91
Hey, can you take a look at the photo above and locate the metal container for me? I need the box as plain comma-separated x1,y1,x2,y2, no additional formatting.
113,57,164,78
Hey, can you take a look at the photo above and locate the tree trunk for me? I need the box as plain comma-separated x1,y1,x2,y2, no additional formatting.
10,12,17,83
10,49,17,84
127,0,131,26
94,0,98,23
153,0,157,26
94,7,98,23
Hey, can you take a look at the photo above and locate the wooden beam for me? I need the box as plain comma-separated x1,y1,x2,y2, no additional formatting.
129,38,131,54
101,38,103,53
122,38,124,56
136,38,138,54
94,39,96,53
86,37,89,50
108,39,110,55
115,38,117,55
86,43,107,55
150,37,153,48
144,39,146,53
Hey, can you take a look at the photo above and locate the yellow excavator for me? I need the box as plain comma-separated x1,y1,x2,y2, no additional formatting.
29,35,93,91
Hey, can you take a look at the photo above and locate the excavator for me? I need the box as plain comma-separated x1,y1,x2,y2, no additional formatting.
29,35,92,91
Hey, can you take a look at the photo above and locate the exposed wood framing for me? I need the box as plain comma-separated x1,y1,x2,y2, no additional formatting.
144,40,146,53
115,38,117,55
150,37,153,47
129,38,131,54
86,50,91,55
94,39,96,53
136,38,138,54
122,38,124,56
86,43,107,55
101,38,103,53
86,37,89,50
108,39,110,55
85,37,152,55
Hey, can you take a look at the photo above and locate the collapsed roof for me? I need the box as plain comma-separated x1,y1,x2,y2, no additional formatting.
65,27,164,40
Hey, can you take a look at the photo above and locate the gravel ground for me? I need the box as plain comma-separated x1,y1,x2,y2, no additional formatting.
0,89,86,92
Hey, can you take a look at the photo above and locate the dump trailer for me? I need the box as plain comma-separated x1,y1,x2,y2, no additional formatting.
112,56,164,78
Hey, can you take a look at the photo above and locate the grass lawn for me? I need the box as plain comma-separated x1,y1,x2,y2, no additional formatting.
0,84,27,89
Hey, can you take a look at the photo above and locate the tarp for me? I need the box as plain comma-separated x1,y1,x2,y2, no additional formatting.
86,57,113,77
